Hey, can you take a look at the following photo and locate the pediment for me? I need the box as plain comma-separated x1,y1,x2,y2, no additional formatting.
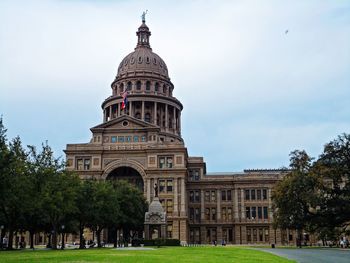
90,115,159,132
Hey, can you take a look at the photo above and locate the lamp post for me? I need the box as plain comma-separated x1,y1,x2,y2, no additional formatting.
61,225,65,250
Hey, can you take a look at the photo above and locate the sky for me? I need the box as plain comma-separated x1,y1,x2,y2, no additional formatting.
1,0,350,172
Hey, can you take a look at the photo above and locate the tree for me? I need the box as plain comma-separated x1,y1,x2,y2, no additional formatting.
272,150,318,247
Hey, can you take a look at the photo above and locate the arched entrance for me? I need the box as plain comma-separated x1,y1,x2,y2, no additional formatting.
105,166,144,244
106,166,144,191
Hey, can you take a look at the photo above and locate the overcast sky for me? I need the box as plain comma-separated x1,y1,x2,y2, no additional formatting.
1,0,349,172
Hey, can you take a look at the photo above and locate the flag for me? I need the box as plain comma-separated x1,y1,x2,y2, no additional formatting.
121,91,128,110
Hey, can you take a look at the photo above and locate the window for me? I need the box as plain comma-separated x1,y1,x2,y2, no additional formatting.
166,199,173,214
119,83,124,93
263,207,268,219
77,159,83,170
245,189,250,200
146,81,151,91
189,208,194,220
211,191,216,202
205,208,210,220
159,180,165,193
251,190,256,200
221,191,227,201
127,81,132,90
163,85,167,94
158,156,173,168
133,136,139,142
247,229,251,242
227,190,232,201
246,207,251,219
258,207,262,219
211,208,216,221
189,191,194,203
222,208,226,220
155,82,159,92
263,189,267,200
83,159,90,170
111,136,117,143
259,229,263,242
145,113,151,123
126,136,131,142
252,207,256,219
167,225,172,238
136,81,141,90
118,136,124,143
195,208,200,222
257,189,261,200
194,191,200,202
141,136,146,142
166,180,173,192
227,208,232,220
205,191,210,202
189,170,200,181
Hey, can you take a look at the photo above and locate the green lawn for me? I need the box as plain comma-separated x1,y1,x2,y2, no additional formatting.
0,246,295,263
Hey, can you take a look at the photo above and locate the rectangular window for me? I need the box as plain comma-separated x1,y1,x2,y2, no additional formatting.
211,208,216,221
251,189,256,200
245,189,250,200
167,199,173,214
222,207,226,221
205,191,210,202
167,224,172,238
263,189,267,200
195,208,200,222
221,190,227,201
159,157,165,168
166,180,173,192
259,229,263,242
77,159,83,170
158,156,173,168
118,136,124,142
126,136,131,142
194,170,200,180
133,136,139,142
252,207,256,219
247,229,251,242
227,208,232,220
253,229,257,242
189,207,194,221
141,136,146,142
205,208,210,220
211,191,216,202
246,207,251,219
159,180,165,193
263,206,268,219
257,189,261,200
189,191,194,203
111,136,117,143
194,191,200,202
83,159,90,170
258,207,262,219
227,190,232,201
166,157,173,168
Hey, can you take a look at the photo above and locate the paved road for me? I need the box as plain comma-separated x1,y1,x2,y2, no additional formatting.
257,248,350,263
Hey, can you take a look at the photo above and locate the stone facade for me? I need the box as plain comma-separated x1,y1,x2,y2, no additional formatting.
64,18,306,245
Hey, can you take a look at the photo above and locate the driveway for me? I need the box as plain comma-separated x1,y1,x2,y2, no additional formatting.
257,248,350,263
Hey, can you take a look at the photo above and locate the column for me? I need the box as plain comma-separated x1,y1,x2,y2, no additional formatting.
173,106,176,131
103,109,106,122
173,178,178,216
165,104,168,131
217,190,221,221
178,111,181,134
268,189,273,220
234,188,239,220
154,102,157,125
180,178,186,216
129,101,132,116
117,103,120,117
201,190,205,220
141,101,145,121
241,189,245,219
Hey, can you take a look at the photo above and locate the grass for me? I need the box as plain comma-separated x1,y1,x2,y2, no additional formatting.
0,246,295,263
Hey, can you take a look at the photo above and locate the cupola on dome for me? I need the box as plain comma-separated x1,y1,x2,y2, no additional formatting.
116,18,169,79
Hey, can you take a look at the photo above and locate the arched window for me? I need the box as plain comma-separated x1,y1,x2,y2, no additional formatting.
146,81,151,91
136,81,141,91
163,85,167,94
127,81,132,91
135,112,141,119
145,113,151,123
119,83,124,93
155,82,159,92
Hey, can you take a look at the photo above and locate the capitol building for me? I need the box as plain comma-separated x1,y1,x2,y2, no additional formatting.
65,17,304,245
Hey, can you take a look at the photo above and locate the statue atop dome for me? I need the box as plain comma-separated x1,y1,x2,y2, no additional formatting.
141,10,148,23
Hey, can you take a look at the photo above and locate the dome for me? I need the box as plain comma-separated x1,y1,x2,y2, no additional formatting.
116,21,169,79
117,48,169,78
